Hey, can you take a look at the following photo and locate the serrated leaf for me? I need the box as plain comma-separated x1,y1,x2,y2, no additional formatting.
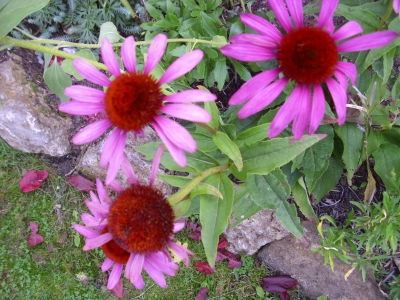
0,0,49,39
245,169,290,209
99,22,120,43
292,181,318,223
235,134,326,178
213,131,242,171
334,123,364,185
43,63,72,102
61,49,96,80
200,173,234,267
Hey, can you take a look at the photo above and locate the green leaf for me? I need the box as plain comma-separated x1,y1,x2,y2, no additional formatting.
336,4,379,33
214,59,227,91
235,134,326,178
157,174,190,188
373,143,400,194
275,199,305,240
43,63,72,103
229,60,251,81
382,46,395,85
0,0,49,39
231,184,262,227
234,123,270,147
334,123,364,185
61,49,96,80
173,199,192,219
192,132,218,152
364,38,400,70
245,169,290,209
199,11,218,36
200,173,234,267
213,131,243,171
99,22,121,43
144,2,164,20
211,35,227,47
311,156,344,202
292,181,318,223
204,100,220,130
191,182,223,199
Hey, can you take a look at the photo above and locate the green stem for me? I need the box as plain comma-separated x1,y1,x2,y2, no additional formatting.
120,0,137,18
195,122,217,134
378,0,394,30
240,0,246,12
167,164,230,206
0,36,108,71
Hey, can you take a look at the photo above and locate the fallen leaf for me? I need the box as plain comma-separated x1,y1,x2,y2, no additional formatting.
28,221,44,247
194,262,215,274
280,291,290,300
217,248,242,269
218,237,228,249
187,220,200,230
110,279,123,299
195,287,208,300
20,170,49,192
261,275,298,294
67,175,95,192
188,230,201,241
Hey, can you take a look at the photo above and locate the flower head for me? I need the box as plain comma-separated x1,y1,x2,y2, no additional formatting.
220,0,397,139
73,146,193,293
60,34,216,184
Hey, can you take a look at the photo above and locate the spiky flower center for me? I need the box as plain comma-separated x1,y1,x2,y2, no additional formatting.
107,185,174,254
277,27,338,85
105,73,164,131
101,227,130,264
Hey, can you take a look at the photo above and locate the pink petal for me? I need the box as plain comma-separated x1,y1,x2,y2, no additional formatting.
133,275,144,290
173,222,185,233
101,258,114,272
219,44,277,62
145,34,168,74
160,104,211,123
59,101,105,116
107,180,124,193
334,70,348,92
72,120,112,145
82,232,113,251
231,34,278,48
268,0,293,33
85,200,110,214
239,13,283,41
107,263,123,290
286,0,304,28
64,86,105,102
73,224,100,238
154,116,197,153
292,86,312,140
143,260,167,288
332,21,363,42
73,58,111,87
96,178,110,204
318,0,339,34
121,154,139,186
326,78,347,125
337,31,398,53
105,130,127,185
152,122,186,167
229,69,280,105
101,38,121,77
159,50,203,85
268,85,303,139
121,36,136,73
164,90,217,103
394,0,400,14
309,84,326,134
100,129,122,168
336,61,357,86
126,253,145,285
238,77,288,118
150,145,164,187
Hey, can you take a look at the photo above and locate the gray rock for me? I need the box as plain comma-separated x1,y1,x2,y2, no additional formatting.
76,127,172,196
257,221,384,300
225,210,290,255
0,58,72,156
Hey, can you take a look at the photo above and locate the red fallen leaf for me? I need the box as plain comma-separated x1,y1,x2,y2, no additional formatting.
188,230,201,241
217,248,242,269
218,237,228,249
67,175,95,192
28,222,44,247
194,262,215,274
261,275,298,294
195,287,208,300
20,170,49,192
110,279,123,299
280,291,290,300
187,220,199,230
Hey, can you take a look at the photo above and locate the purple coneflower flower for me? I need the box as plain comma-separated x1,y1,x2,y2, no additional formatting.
220,0,397,139
73,146,193,294
60,34,215,184
394,0,400,15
